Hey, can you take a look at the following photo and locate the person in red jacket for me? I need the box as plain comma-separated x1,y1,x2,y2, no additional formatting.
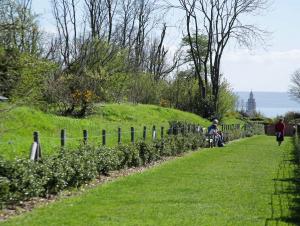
275,118,285,146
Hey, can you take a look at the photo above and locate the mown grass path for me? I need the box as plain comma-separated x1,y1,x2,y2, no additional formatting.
1,136,296,226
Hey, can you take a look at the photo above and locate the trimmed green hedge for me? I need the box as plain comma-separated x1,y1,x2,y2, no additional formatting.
0,122,264,208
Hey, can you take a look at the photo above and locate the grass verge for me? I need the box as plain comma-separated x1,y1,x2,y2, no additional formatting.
0,103,210,159
0,135,296,226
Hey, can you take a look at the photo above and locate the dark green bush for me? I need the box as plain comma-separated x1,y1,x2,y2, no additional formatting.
0,177,10,207
154,140,172,157
136,141,160,165
116,144,141,168
0,121,263,209
94,146,120,174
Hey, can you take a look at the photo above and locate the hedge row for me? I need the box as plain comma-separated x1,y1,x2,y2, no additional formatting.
0,122,264,208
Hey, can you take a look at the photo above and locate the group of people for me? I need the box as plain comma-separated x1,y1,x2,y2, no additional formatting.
208,119,225,147
207,117,289,147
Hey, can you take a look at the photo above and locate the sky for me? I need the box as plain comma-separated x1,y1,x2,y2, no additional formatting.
221,0,300,92
32,0,300,92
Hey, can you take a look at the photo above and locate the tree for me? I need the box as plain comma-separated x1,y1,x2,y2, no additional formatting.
52,0,78,67
216,79,238,119
146,24,178,81
289,69,300,103
171,0,268,117
0,47,21,97
0,0,41,54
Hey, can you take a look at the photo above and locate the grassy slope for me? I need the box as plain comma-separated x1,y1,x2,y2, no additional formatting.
0,103,210,159
1,136,295,226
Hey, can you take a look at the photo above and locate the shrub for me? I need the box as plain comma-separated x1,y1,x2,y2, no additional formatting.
94,146,120,175
0,121,263,209
136,141,159,165
116,144,141,168
0,177,10,208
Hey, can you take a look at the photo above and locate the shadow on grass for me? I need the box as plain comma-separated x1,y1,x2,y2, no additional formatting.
265,140,300,226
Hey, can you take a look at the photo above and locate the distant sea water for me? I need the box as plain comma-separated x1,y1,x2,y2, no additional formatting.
236,92,300,118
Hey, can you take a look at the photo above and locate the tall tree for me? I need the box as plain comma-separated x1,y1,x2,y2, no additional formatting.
289,69,300,103
52,0,79,67
147,23,178,81
0,0,40,54
117,0,136,48
174,0,268,117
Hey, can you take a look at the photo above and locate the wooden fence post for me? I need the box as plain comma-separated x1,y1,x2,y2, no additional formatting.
118,127,121,144
152,125,156,141
61,129,66,148
131,127,135,144
161,126,164,140
102,129,106,146
171,126,174,135
33,131,42,160
83,130,88,144
175,124,179,135
143,126,147,141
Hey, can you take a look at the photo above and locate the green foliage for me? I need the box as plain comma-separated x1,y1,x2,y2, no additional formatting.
94,146,121,174
242,122,265,137
0,47,21,97
284,111,300,124
44,71,100,117
0,128,202,207
0,45,56,106
2,136,294,226
217,80,238,119
161,71,237,119
181,34,208,65
11,53,57,104
0,103,210,159
126,73,168,104
0,119,263,209
0,0,41,54
136,141,159,165
116,144,141,168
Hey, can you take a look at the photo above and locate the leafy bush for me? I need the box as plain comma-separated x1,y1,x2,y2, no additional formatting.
94,146,120,175
0,121,263,209
137,141,160,165
116,144,141,168
0,177,10,208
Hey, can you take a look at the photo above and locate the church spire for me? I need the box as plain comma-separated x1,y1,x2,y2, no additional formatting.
246,91,256,116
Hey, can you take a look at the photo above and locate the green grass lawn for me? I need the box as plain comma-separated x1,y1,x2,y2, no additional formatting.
1,136,297,226
0,103,210,159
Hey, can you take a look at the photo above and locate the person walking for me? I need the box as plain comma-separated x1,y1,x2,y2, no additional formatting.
275,118,285,146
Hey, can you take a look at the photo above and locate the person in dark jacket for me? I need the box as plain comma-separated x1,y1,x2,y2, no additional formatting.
208,119,224,147
275,118,285,146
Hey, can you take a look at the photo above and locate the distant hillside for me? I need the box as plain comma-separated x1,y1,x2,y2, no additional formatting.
0,103,210,159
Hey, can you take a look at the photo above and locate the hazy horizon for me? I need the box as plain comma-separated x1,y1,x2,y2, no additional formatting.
236,91,300,117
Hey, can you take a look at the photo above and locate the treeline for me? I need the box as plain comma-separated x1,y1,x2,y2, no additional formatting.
0,0,266,119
